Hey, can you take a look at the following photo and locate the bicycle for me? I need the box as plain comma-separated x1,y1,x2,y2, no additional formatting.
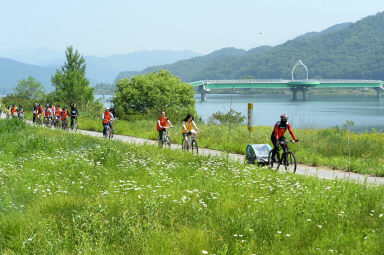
71,116,78,131
181,130,199,154
268,140,297,173
104,121,113,139
158,127,172,148
45,117,53,128
62,118,68,131
54,116,61,129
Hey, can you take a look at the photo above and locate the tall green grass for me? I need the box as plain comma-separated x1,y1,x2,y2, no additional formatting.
77,117,384,176
0,118,384,254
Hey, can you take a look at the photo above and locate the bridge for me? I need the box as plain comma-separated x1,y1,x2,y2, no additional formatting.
189,79,384,101
189,60,384,102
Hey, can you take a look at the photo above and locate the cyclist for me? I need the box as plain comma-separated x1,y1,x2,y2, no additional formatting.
61,106,69,130
5,105,10,118
32,103,37,123
270,114,299,163
55,105,62,128
38,103,44,124
70,103,79,130
44,104,52,126
102,108,114,137
182,114,199,149
18,105,24,120
157,111,174,142
11,105,18,118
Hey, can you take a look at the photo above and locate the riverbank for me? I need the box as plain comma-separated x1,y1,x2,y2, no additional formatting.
0,119,383,254
77,117,384,176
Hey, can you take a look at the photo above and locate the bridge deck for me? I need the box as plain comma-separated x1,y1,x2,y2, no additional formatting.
190,80,384,89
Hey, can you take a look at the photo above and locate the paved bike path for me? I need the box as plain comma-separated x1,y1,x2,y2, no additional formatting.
2,114,381,185
75,129,384,186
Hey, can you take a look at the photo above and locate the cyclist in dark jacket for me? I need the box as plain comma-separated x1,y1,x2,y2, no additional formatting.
270,114,299,162
70,104,79,129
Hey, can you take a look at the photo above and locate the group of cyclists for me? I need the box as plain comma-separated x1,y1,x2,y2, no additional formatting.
157,111,299,159
156,111,201,149
32,103,79,130
1,101,299,161
0,104,24,119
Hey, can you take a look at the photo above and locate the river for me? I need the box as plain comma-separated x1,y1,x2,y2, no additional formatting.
195,94,384,132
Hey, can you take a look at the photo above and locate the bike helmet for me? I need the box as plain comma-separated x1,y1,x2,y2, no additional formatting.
280,114,288,122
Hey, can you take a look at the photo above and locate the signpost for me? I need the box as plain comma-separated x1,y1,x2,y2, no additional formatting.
248,103,253,137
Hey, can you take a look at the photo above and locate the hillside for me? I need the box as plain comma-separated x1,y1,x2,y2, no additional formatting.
115,47,254,82
116,12,384,82
0,58,55,93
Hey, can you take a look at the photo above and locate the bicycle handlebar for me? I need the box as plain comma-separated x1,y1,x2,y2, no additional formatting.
279,140,299,145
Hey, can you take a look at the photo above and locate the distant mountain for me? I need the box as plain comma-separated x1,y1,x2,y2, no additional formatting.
0,50,201,91
0,47,64,66
116,12,384,82
0,58,55,94
84,50,200,84
115,47,252,82
296,22,353,39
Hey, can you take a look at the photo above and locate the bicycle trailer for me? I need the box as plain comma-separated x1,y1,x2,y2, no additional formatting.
245,144,272,165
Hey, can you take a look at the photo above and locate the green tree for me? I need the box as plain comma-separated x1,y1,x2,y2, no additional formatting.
208,109,246,124
51,46,94,105
114,70,197,120
13,76,45,100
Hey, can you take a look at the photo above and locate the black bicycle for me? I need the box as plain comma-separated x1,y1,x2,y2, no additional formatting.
268,140,298,173
158,127,172,148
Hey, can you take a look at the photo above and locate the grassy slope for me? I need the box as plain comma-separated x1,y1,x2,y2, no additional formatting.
78,117,384,176
0,119,384,254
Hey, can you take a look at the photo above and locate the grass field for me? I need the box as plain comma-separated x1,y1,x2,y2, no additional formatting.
0,118,384,254
77,117,384,176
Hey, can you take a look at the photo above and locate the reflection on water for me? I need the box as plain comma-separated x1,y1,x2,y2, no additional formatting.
195,94,384,132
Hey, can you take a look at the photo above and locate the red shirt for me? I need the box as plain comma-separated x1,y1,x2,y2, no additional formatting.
273,121,297,140
103,112,112,124
156,116,168,131
61,109,68,120
55,107,62,116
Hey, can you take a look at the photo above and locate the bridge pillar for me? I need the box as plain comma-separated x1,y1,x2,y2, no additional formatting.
199,85,210,102
302,88,309,101
201,92,207,102
292,88,298,101
375,88,383,98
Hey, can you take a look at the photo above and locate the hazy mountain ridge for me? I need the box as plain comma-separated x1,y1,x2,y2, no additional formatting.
0,50,201,91
115,12,384,82
0,58,55,93
116,47,251,82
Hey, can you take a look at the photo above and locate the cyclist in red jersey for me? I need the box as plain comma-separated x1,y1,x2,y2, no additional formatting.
157,111,174,141
270,114,299,162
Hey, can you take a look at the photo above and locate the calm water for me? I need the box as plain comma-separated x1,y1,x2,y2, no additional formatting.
195,94,384,132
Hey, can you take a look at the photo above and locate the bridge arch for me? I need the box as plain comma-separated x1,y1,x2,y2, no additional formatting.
291,60,309,81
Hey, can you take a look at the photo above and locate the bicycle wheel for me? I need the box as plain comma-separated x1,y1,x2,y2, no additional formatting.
268,150,274,168
165,135,171,148
181,138,188,151
158,137,163,147
191,140,199,154
285,152,297,173
73,120,78,131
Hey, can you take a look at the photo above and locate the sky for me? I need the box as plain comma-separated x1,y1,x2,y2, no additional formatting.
0,0,383,56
